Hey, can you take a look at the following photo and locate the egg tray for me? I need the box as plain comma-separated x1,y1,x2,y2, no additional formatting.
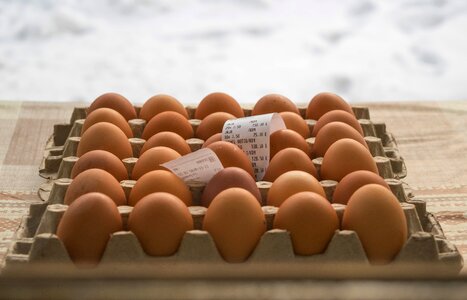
38,105,407,180
4,170,463,273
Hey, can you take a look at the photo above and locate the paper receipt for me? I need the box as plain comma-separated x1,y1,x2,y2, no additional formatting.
222,113,286,180
161,148,224,183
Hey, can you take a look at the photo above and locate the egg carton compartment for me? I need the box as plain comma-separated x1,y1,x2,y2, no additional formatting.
5,173,463,273
39,104,406,180
5,185,462,273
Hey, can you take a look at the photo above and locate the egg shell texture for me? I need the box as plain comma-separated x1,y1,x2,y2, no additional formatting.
196,112,236,141
342,184,408,264
263,148,318,182
267,170,326,207
129,170,192,206
77,122,133,160
201,167,262,207
306,92,354,120
131,146,181,180
139,94,188,121
142,111,194,140
140,131,191,156
313,122,368,158
128,192,193,256
279,111,310,138
320,138,378,181
56,192,123,266
312,110,363,137
64,168,127,206
203,187,266,263
252,94,299,115
206,141,255,178
82,108,133,138
274,191,339,255
195,92,244,120
270,129,310,158
88,92,137,121
71,150,128,182
332,170,391,205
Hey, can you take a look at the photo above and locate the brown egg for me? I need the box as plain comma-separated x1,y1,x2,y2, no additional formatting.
274,191,339,255
312,110,363,137
267,170,325,207
57,192,123,266
71,150,128,182
131,146,181,180
203,188,266,263
321,138,378,181
201,167,262,207
252,94,299,115
81,108,133,138
64,168,127,206
263,148,318,182
139,94,188,121
140,131,191,156
206,141,254,178
196,112,236,141
270,129,310,158
194,92,244,120
128,192,193,256
128,170,192,206
342,184,407,264
306,92,354,120
77,122,133,160
202,133,222,148
313,122,368,158
279,111,310,138
142,111,194,140
333,170,390,205
88,92,137,121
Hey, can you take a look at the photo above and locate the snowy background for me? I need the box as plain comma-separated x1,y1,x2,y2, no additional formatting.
1,0,466,105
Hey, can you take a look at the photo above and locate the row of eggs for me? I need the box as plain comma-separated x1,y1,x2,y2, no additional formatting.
55,91,406,267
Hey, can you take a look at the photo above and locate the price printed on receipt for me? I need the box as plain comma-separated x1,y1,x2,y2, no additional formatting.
222,113,286,181
161,148,224,183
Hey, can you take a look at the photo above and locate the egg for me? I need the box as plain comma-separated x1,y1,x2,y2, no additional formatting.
131,146,181,180
196,112,236,141
70,150,128,182
195,92,244,120
267,170,325,207
56,192,123,266
64,168,127,206
128,192,193,256
142,111,194,140
313,122,368,158
279,111,310,138
274,191,339,255
203,188,266,263
202,133,222,148
252,94,299,115
201,167,262,207
311,110,363,137
140,131,191,156
81,108,133,138
333,170,391,205
87,92,137,121
139,94,188,121
206,141,255,178
342,184,408,264
263,148,318,182
128,170,192,206
270,129,310,158
306,92,354,120
77,122,133,160
321,138,378,181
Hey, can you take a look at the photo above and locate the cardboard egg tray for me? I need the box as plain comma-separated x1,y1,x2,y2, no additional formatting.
4,104,463,273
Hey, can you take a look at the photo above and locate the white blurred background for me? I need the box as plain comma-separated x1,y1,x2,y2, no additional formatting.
1,0,466,104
